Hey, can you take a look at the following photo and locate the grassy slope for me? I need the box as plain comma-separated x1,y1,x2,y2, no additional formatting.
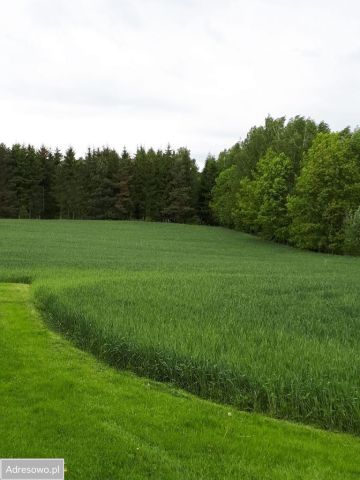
0,220,360,433
1,283,359,480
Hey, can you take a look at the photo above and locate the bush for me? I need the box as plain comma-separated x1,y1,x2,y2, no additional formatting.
344,207,360,255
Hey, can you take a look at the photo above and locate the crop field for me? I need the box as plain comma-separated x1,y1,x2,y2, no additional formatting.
2,283,359,479
1,219,360,436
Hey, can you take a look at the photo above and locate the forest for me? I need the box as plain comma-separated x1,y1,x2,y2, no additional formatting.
1,115,360,254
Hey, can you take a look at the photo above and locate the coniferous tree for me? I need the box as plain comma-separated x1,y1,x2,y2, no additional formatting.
163,148,199,223
54,147,83,219
153,145,175,221
37,147,60,218
11,144,29,218
0,144,17,217
131,147,151,220
143,148,158,220
84,148,120,219
114,148,134,219
198,155,218,224
2,114,360,256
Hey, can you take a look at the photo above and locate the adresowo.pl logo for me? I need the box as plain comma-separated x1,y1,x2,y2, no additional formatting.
0,459,64,480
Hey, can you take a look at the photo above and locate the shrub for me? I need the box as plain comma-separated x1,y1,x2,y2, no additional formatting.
344,207,360,255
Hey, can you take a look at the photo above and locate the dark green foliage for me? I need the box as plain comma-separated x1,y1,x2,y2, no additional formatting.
198,155,218,224
150,146,174,221
83,148,121,220
12,144,43,218
2,114,360,253
53,147,84,219
131,146,154,220
0,142,200,224
162,148,199,223
113,148,134,219
37,147,60,218
0,143,17,217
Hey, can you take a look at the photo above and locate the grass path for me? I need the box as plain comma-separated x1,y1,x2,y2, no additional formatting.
0,283,359,479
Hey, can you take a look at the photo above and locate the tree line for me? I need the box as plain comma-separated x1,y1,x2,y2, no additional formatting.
211,116,360,255
0,144,218,224
1,114,360,255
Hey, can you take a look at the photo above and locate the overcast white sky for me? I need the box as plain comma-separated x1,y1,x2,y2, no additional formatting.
0,0,359,167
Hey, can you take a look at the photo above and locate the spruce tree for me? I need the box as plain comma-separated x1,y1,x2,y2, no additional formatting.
163,148,198,223
198,155,218,224
114,148,134,219
0,143,17,217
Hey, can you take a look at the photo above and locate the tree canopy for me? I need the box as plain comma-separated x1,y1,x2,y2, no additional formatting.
1,115,360,255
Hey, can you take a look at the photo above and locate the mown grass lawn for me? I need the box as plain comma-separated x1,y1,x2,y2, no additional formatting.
1,283,359,480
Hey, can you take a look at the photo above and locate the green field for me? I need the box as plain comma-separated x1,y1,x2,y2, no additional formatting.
1,283,360,479
0,219,360,437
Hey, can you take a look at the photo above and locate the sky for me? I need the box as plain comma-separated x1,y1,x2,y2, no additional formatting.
0,0,359,167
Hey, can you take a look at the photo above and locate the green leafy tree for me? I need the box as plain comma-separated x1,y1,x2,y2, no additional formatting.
232,150,292,240
210,165,240,227
220,116,286,179
344,207,360,255
233,176,258,233
288,133,360,253
253,150,292,241
349,128,360,163
278,116,319,179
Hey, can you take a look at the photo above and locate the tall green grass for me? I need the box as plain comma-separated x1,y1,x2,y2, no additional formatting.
1,219,359,433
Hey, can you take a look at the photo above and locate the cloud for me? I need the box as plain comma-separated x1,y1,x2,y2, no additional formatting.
0,0,360,167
